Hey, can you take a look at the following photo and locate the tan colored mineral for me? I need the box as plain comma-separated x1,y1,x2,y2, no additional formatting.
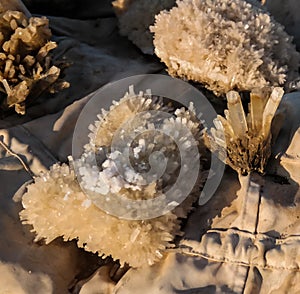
209,87,284,174
0,2,69,114
0,0,30,16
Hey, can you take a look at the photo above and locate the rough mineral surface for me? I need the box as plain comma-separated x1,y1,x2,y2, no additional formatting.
20,88,205,268
0,0,31,16
208,87,284,174
20,163,183,268
112,0,175,54
151,0,300,96
0,10,69,115
78,88,203,219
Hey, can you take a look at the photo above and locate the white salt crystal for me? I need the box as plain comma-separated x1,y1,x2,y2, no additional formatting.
130,228,140,243
82,199,92,208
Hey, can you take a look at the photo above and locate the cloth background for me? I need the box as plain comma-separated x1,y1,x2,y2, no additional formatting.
0,1,300,293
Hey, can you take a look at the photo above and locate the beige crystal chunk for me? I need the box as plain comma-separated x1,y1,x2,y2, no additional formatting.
151,0,300,95
0,5,69,115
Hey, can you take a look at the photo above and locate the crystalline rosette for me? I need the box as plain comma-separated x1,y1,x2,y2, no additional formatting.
151,0,300,95
20,87,205,267
76,87,203,219
208,87,284,174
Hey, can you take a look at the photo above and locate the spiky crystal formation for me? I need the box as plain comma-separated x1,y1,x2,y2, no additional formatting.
151,0,300,96
20,163,183,268
209,87,284,174
76,89,202,219
0,10,69,114
20,87,204,267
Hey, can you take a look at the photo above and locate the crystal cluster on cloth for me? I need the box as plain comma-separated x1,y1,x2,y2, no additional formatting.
151,0,300,95
20,87,205,268
0,9,69,114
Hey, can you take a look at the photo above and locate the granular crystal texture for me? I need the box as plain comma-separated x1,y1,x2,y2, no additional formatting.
151,0,300,96
112,0,175,54
208,87,284,174
0,10,69,114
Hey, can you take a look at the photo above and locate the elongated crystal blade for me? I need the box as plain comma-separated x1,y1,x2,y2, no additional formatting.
262,87,284,137
217,115,235,139
250,87,269,132
226,91,248,137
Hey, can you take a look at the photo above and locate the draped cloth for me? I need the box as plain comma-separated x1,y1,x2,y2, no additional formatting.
0,2,300,293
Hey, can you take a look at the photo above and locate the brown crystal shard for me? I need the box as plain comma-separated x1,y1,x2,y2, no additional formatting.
0,5,69,115
0,0,31,17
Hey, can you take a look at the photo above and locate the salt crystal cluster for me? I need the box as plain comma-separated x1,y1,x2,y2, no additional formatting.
77,95,202,219
0,10,69,114
151,0,300,96
112,0,175,54
20,87,204,268
20,163,182,268
209,87,284,174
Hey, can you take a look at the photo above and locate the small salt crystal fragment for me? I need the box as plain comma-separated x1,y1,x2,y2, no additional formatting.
94,185,107,195
133,146,142,158
82,199,92,208
110,177,123,193
130,228,140,243
262,87,284,136
167,201,179,208
155,250,163,258
63,191,70,201
128,85,134,95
